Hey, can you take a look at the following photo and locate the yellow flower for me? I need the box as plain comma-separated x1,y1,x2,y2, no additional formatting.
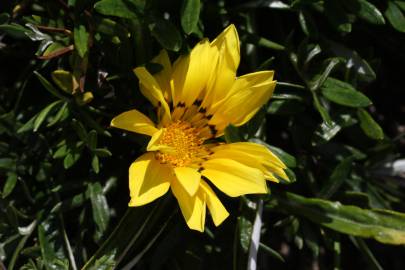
111,25,288,232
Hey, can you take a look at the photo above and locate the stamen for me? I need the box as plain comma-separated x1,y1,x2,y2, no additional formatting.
155,121,206,167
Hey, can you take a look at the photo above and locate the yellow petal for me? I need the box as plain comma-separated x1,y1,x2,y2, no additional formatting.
171,178,206,232
201,158,267,197
151,49,172,102
203,25,240,110
211,24,240,71
174,167,201,196
209,71,276,130
212,142,288,181
200,181,229,226
111,109,158,136
172,40,218,107
213,142,286,168
128,152,171,206
133,67,171,120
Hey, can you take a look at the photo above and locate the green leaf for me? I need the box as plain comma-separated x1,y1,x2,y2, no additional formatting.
17,114,37,133
396,1,405,12
318,157,354,199
312,92,332,124
244,32,285,51
324,0,352,33
93,148,112,157
33,100,64,132
2,172,18,198
38,225,57,270
51,70,78,94
312,114,357,145
224,124,242,143
259,242,285,262
82,197,173,269
181,0,200,34
385,1,405,32
349,236,383,270
357,108,384,140
148,16,183,52
271,192,405,245
343,0,385,25
0,157,15,170
87,130,98,150
91,155,100,174
0,23,32,39
325,40,376,82
87,182,110,238
94,0,141,19
298,10,319,38
321,78,372,107
72,119,87,141
267,99,306,115
63,145,82,169
34,71,68,101
74,24,89,58
309,58,341,91
47,102,69,127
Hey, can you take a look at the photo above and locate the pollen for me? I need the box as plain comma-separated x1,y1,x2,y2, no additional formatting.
155,121,205,167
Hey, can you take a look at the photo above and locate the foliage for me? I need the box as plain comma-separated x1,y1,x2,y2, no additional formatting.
1,0,405,269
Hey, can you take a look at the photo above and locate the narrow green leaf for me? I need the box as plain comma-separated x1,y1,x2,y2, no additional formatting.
0,23,32,39
72,119,87,141
298,10,319,37
350,236,383,270
93,148,112,157
87,182,110,236
312,92,332,124
74,24,89,58
94,0,141,19
7,229,35,270
325,40,376,82
87,130,98,150
47,102,69,127
33,100,64,132
318,157,354,199
309,58,341,91
357,108,384,140
34,71,68,100
385,1,405,32
259,242,285,262
148,16,183,52
181,0,200,34
271,192,405,245
91,155,100,174
38,225,57,270
82,197,173,269
256,36,285,51
17,114,37,133
2,172,17,198
321,78,372,107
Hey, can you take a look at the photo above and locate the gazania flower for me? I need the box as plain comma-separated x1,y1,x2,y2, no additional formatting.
111,25,288,231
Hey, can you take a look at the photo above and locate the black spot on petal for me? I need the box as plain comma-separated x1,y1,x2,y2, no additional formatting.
193,99,202,107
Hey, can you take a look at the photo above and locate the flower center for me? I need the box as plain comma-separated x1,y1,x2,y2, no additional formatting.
155,121,204,167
